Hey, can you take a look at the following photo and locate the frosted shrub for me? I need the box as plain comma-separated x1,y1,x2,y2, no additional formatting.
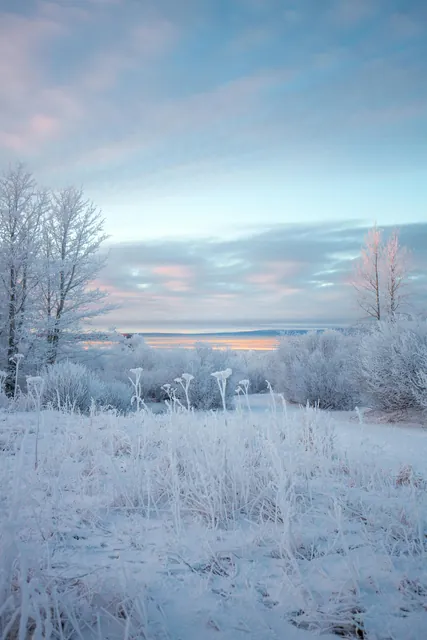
139,365,184,403
100,335,188,403
358,319,427,411
85,335,238,410
234,350,269,393
180,345,237,410
102,380,132,413
271,330,359,410
41,361,105,413
414,344,427,411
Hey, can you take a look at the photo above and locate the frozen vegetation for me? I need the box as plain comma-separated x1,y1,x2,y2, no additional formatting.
4,318,427,418
1,391,427,639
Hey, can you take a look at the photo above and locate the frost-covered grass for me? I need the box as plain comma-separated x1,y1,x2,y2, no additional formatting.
0,399,426,639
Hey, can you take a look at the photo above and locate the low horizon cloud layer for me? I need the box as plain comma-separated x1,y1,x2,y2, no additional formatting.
94,221,427,332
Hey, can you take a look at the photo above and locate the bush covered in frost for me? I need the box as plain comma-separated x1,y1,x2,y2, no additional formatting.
271,330,359,410
92,335,186,403
41,361,131,413
31,319,427,417
175,344,237,410
101,379,133,412
233,350,269,394
358,319,427,411
41,361,106,412
86,335,237,410
415,346,427,411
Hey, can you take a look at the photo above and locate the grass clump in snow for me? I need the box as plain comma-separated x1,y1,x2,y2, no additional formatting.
0,397,426,638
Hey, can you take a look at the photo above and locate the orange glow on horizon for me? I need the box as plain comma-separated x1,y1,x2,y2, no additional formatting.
143,336,279,351
83,335,279,351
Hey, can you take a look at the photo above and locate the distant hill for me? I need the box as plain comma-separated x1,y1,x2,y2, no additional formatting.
131,329,305,338
78,327,351,342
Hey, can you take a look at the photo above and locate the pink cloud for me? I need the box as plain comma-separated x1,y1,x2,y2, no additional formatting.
162,280,191,292
0,87,83,154
0,4,179,159
0,114,60,153
0,12,59,102
0,9,86,155
247,261,300,286
247,273,278,285
29,114,60,137
152,265,194,280
0,133,27,154
90,266,311,330
267,261,300,277
89,281,141,300
94,252,310,331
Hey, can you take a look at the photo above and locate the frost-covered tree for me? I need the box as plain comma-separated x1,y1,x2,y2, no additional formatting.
0,164,47,394
271,330,359,410
352,225,382,321
358,319,427,412
40,187,109,364
414,344,427,412
384,229,410,319
352,225,411,322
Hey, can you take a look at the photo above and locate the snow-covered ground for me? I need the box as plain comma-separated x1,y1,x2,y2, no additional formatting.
1,396,426,639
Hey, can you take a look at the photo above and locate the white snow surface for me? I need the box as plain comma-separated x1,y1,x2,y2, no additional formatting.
1,395,426,639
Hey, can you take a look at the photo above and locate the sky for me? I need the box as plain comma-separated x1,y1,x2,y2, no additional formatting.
0,0,426,331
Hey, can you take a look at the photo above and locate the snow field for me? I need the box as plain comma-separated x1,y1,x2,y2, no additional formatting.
0,399,426,639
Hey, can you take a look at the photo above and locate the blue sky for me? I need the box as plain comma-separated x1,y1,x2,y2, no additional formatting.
0,0,426,330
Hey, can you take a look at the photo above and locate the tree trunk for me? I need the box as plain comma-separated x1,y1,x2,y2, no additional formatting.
47,326,60,365
5,266,17,396
375,252,381,321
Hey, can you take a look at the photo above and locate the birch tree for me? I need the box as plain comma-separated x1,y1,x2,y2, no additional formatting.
0,164,47,394
352,225,382,321
384,229,410,319
40,186,109,364
352,225,411,322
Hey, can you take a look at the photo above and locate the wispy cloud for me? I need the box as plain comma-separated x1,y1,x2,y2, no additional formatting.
1,0,425,178
79,18,179,93
0,1,179,159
